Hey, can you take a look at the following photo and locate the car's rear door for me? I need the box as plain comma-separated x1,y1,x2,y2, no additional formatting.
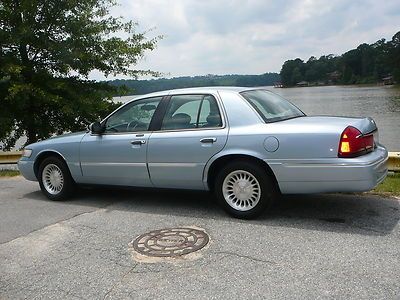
79,96,163,186
147,93,228,189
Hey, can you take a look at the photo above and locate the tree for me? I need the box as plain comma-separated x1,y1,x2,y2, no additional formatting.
280,58,304,86
0,0,161,149
291,67,302,84
389,31,400,82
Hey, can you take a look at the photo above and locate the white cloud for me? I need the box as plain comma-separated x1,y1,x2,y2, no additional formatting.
93,0,400,80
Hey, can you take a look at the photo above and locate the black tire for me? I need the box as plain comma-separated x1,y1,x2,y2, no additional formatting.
38,156,76,201
214,161,277,219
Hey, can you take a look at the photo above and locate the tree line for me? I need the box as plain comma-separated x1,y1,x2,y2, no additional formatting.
108,73,280,95
280,31,400,87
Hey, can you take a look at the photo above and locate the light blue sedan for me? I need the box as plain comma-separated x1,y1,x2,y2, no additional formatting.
18,87,388,218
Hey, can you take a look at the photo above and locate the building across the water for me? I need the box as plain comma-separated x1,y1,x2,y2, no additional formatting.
296,81,309,87
382,75,394,85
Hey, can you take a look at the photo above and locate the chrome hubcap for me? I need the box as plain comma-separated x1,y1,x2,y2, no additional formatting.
42,164,64,195
222,170,261,211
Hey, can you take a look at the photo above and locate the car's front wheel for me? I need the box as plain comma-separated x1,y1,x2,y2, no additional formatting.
38,156,75,200
215,161,277,219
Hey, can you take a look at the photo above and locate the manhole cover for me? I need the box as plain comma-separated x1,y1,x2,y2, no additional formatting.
132,227,209,257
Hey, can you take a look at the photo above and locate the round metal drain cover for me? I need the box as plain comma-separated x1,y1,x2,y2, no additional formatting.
132,227,209,257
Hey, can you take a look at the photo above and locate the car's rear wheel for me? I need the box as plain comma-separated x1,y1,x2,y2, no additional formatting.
38,156,75,200
215,161,277,219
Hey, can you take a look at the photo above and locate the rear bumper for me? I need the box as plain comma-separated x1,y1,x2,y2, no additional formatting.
18,159,37,181
267,146,388,194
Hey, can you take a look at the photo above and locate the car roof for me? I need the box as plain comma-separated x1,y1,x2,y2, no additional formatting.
132,86,265,99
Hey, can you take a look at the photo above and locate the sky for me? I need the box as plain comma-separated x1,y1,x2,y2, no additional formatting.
92,0,400,80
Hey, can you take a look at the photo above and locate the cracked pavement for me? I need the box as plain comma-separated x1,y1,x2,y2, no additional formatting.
0,177,400,299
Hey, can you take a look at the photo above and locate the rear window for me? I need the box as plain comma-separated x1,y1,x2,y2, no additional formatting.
240,90,305,123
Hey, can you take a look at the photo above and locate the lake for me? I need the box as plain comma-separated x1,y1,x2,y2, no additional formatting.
115,85,400,151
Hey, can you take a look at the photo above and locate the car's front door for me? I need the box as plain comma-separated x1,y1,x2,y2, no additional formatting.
79,96,163,186
147,94,228,189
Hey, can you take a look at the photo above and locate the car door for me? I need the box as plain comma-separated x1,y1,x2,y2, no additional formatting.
79,96,163,186
147,93,228,189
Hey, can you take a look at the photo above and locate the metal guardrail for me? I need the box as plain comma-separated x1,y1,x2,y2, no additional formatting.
0,151,23,164
388,152,400,172
1,151,400,171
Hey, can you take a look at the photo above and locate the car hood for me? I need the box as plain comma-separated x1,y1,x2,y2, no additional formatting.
27,131,87,149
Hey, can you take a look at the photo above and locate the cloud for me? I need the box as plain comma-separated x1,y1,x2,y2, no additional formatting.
93,0,400,80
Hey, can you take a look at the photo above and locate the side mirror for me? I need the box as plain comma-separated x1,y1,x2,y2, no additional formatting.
89,122,105,134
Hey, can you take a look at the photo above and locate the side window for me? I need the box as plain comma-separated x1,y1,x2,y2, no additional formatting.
161,95,202,130
104,97,162,133
198,95,222,128
161,94,222,130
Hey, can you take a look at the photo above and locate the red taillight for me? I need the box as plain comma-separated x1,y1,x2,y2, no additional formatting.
338,126,374,158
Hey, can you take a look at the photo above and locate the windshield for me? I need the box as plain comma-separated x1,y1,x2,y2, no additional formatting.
240,90,305,123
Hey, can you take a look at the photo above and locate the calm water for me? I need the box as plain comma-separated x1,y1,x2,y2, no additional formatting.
115,85,400,150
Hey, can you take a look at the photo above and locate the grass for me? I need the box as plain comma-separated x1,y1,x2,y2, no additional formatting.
0,169,20,177
371,173,400,196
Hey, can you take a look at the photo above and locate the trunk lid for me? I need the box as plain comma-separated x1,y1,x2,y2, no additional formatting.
264,116,379,159
283,116,377,135
302,116,379,147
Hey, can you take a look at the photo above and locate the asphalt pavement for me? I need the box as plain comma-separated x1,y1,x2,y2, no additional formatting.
0,177,399,299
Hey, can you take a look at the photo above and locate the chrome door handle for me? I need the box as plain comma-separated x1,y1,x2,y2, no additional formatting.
200,137,217,143
131,140,146,145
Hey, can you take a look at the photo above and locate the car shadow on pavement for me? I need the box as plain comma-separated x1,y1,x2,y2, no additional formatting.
22,188,117,209
25,187,400,237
